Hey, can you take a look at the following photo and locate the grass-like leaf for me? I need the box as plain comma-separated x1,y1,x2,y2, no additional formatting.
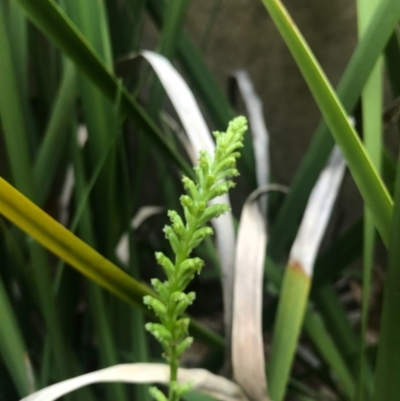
12,0,191,176
267,0,400,258
0,178,224,349
356,0,384,398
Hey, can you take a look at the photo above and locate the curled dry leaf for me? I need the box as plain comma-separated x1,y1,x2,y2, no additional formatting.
232,185,287,401
229,70,270,214
20,363,250,401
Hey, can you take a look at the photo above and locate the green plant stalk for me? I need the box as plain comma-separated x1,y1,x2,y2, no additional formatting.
144,117,247,401
260,0,392,247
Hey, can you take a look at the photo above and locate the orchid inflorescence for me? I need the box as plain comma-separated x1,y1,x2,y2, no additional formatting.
143,117,247,401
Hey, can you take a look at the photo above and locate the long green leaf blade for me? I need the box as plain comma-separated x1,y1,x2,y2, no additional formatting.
260,0,393,247
0,178,224,349
11,0,191,176
268,0,400,257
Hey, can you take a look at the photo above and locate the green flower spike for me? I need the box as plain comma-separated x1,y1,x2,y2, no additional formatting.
144,116,247,401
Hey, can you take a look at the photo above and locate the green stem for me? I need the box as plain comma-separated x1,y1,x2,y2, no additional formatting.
169,350,179,401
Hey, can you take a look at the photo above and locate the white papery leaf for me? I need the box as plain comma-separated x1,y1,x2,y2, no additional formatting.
230,70,270,214
231,185,285,401
20,364,249,401
289,146,346,276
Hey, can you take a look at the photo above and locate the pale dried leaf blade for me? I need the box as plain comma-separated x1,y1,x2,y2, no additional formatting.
141,50,214,155
231,70,270,194
232,187,274,401
289,146,346,275
20,364,249,401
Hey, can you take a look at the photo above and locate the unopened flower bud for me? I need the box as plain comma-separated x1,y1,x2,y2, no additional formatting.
198,204,230,226
182,176,198,200
171,291,196,315
189,227,214,249
175,317,190,338
168,210,185,236
176,337,194,357
163,225,181,254
207,180,235,200
214,156,236,175
151,278,170,301
216,168,239,181
180,257,204,275
145,323,172,343
143,296,166,317
155,252,175,279
149,386,168,401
